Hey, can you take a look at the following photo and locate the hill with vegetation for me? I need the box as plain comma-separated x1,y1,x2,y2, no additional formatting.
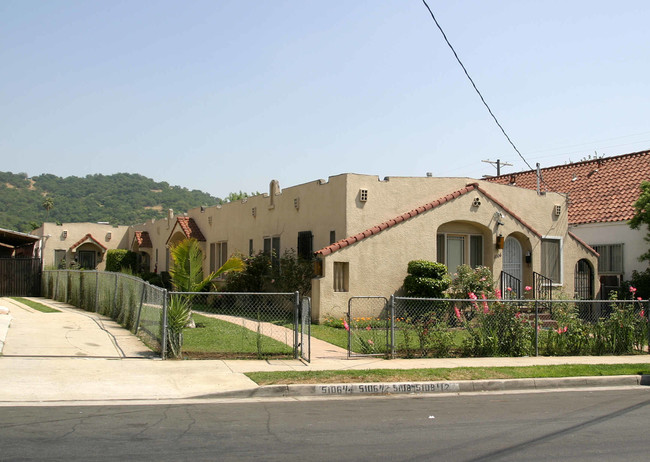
0,171,226,232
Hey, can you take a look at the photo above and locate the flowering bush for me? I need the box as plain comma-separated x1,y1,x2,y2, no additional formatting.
460,299,534,357
449,265,495,299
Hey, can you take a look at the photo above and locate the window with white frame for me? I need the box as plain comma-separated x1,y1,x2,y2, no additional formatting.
333,262,349,292
437,233,483,274
210,241,228,272
591,244,623,274
541,238,562,283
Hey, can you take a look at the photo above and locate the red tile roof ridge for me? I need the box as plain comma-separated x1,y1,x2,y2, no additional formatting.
568,231,599,257
315,184,478,257
69,233,107,251
134,231,153,248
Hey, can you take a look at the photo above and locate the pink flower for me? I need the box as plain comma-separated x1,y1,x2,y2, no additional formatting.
368,339,374,345
495,289,502,299
468,292,478,300
556,326,568,334
640,310,645,317
454,306,462,321
630,286,637,294
525,286,532,292
507,287,513,292
343,320,350,332
366,325,372,331
515,312,521,319
638,297,643,301
481,293,489,313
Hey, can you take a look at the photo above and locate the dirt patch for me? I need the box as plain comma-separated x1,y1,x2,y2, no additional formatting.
145,205,163,211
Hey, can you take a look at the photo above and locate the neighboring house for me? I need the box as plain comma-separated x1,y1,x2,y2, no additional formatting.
0,228,39,258
486,149,650,295
34,222,130,270
131,174,598,321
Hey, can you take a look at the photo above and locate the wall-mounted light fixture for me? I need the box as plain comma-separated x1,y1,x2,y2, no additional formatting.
525,251,532,264
494,211,505,226
496,234,505,249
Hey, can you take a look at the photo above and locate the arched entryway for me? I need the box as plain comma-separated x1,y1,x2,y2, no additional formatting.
574,259,593,300
502,236,522,296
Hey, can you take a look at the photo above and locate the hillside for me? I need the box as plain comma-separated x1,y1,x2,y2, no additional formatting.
0,171,223,232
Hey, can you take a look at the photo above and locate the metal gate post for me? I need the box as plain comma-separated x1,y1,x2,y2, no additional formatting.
647,301,650,355
161,289,168,360
390,295,395,359
293,291,300,359
534,300,539,357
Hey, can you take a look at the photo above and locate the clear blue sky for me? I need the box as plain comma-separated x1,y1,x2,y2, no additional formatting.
2,1,649,199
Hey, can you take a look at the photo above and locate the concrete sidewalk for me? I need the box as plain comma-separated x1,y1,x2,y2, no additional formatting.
1,297,649,404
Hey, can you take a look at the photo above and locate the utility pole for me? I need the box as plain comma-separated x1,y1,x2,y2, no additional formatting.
482,159,513,176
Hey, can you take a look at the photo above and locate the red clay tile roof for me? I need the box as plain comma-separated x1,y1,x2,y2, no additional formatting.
315,183,544,257
134,231,152,248
485,150,650,225
69,233,107,252
176,217,206,241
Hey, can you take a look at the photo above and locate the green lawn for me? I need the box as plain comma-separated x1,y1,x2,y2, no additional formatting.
246,363,650,385
310,323,468,356
11,297,60,313
181,313,294,359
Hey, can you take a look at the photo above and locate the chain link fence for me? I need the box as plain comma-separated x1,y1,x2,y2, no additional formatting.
171,291,307,360
345,295,649,358
42,270,168,357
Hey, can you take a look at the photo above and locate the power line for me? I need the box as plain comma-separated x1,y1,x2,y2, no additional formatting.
420,0,535,173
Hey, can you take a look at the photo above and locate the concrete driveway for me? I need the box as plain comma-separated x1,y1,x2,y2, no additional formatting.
0,297,154,358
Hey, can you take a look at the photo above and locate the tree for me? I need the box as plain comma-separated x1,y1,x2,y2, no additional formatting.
42,197,54,220
629,181,650,264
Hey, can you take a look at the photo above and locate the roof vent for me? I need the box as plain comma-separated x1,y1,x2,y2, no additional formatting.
359,189,368,202
554,204,562,216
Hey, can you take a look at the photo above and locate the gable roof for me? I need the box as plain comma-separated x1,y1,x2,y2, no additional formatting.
485,149,650,225
69,233,107,252
315,183,544,257
133,231,153,248
166,217,206,246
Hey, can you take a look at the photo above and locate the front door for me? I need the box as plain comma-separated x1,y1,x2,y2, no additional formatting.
503,236,522,295
77,250,96,269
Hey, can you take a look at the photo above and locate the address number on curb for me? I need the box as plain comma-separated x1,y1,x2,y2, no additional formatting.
317,382,460,395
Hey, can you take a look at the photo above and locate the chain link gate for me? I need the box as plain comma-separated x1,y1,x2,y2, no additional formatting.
299,297,311,362
347,296,389,358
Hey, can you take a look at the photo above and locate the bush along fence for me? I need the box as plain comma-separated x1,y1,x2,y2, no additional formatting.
345,293,650,358
42,270,168,357
170,291,310,361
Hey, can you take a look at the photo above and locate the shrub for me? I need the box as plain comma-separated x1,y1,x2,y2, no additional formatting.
403,260,450,298
106,249,138,273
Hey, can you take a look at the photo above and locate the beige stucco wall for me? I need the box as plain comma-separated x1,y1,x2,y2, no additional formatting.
34,222,130,270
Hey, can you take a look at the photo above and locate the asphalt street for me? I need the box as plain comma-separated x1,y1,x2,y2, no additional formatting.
1,388,648,461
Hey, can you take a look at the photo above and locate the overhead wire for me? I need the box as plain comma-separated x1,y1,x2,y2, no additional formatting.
420,0,538,176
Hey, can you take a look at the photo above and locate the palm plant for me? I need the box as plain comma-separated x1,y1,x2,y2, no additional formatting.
166,238,244,358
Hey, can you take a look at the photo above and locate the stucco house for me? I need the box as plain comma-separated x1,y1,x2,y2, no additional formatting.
486,149,650,296
130,174,598,321
34,222,130,270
